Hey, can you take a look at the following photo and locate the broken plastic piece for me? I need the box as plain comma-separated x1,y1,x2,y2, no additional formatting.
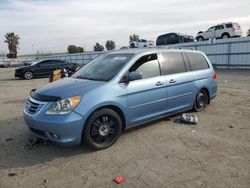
113,176,125,184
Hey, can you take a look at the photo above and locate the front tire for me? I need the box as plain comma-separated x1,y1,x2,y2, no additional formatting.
193,90,208,112
24,71,34,80
197,36,204,41
83,108,122,150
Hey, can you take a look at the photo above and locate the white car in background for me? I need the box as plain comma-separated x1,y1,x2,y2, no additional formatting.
129,39,154,48
196,22,242,41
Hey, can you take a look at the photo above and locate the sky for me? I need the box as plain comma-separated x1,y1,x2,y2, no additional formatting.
0,0,249,55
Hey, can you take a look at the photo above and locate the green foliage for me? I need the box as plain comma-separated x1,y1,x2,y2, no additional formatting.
4,32,20,45
247,29,250,36
105,40,116,50
67,45,84,54
4,32,20,57
129,34,139,42
94,42,104,51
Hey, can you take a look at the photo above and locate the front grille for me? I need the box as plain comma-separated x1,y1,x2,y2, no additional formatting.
25,98,46,115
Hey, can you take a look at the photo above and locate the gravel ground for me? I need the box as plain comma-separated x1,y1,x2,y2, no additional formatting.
0,68,249,188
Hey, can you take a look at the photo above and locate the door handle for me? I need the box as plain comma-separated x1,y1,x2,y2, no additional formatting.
169,79,176,83
155,81,164,86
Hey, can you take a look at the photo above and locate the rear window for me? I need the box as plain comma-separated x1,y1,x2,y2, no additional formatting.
225,23,233,28
159,52,186,75
186,53,210,71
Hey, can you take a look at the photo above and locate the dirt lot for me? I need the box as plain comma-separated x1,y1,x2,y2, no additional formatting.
0,68,249,188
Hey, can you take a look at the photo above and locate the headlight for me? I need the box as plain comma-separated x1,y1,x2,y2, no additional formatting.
46,96,81,115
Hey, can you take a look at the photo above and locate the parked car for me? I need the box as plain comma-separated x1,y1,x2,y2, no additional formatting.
119,46,129,50
196,22,242,41
23,48,217,150
156,32,194,46
15,59,77,79
129,39,154,48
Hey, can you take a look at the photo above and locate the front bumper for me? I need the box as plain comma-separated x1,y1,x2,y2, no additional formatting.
15,71,22,77
24,110,86,147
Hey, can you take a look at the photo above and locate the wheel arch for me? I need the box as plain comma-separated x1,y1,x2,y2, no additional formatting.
85,105,127,131
196,36,204,40
221,32,230,38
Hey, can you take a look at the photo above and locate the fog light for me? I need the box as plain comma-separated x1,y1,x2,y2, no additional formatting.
50,133,60,139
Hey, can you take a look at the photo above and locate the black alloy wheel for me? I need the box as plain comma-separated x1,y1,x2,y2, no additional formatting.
83,108,122,150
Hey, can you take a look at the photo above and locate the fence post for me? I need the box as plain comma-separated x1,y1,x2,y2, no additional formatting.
227,43,231,66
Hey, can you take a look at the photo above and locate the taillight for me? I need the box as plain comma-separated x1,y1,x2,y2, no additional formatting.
213,71,216,80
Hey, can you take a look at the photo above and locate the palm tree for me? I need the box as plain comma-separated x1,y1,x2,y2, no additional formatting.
4,32,20,58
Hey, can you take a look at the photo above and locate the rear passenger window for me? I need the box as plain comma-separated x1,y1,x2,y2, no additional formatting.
225,23,233,28
129,54,160,79
186,53,210,71
159,52,186,75
39,61,51,67
216,25,224,30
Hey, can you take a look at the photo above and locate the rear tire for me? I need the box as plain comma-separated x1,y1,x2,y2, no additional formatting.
193,90,208,112
83,108,122,150
221,33,230,39
24,71,34,80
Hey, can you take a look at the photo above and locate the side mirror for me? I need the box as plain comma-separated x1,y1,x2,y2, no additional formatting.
129,71,142,81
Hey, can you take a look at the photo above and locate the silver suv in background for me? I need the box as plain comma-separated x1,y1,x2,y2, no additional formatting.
129,39,154,48
196,22,242,41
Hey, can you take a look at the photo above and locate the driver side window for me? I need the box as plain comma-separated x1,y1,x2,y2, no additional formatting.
207,26,215,32
129,53,160,79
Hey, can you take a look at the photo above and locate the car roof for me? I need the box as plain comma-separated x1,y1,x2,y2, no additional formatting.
215,22,239,26
41,59,65,61
108,48,203,56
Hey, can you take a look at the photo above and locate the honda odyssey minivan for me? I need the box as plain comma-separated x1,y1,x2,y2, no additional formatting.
24,48,217,150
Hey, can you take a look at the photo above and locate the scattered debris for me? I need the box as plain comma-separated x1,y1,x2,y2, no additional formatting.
8,172,17,177
43,178,48,183
175,114,199,125
5,138,14,142
228,126,234,128
21,138,47,150
164,117,173,121
192,130,196,133
165,155,168,159
113,176,126,184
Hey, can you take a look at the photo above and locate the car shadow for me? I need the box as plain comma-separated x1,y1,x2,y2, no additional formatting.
0,116,94,170
0,112,190,170
0,77,21,81
122,113,183,135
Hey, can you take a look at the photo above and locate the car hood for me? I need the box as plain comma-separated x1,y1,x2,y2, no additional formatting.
15,65,32,71
15,67,25,71
34,77,105,100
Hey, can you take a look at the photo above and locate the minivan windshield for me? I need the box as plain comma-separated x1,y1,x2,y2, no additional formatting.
72,53,134,81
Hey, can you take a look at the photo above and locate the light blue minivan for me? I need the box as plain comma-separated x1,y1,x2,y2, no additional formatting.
24,48,217,149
